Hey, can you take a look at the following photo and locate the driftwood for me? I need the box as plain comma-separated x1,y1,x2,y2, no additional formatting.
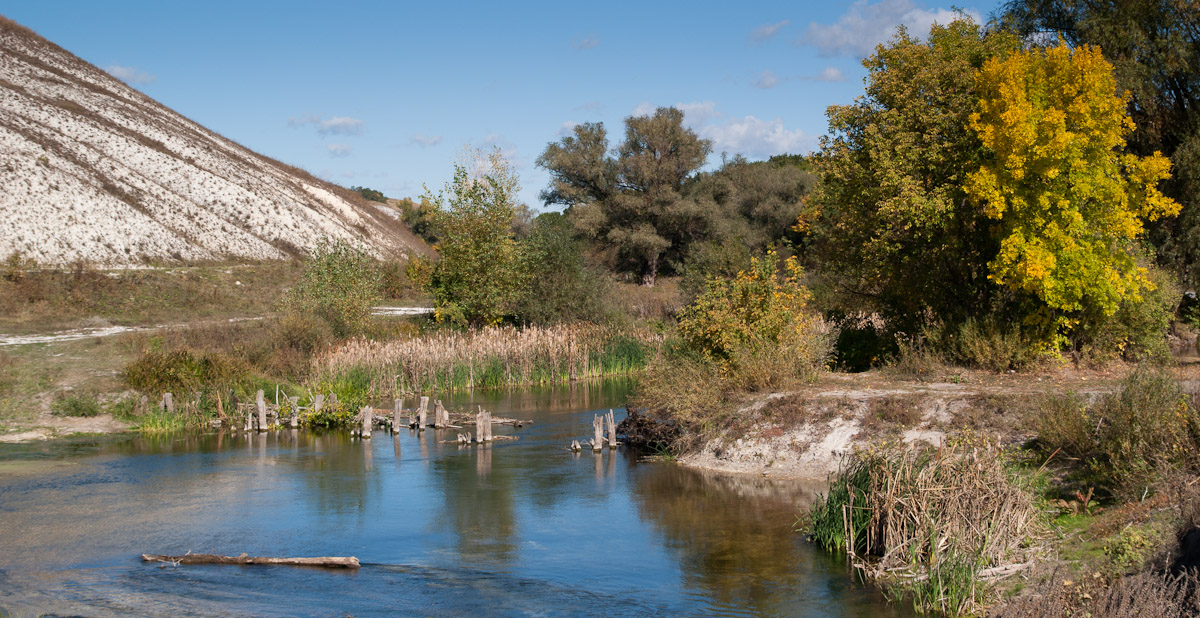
142,552,360,569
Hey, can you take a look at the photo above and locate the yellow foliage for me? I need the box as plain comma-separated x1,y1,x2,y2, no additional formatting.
966,43,1179,323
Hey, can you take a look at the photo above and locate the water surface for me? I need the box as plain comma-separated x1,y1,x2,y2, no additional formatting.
0,382,909,617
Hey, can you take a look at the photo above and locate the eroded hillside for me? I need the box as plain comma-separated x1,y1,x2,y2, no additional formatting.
0,16,426,266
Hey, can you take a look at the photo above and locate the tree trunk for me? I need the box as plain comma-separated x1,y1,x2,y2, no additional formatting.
142,553,359,569
641,252,659,287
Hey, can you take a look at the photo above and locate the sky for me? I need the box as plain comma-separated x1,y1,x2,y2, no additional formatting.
4,0,1006,209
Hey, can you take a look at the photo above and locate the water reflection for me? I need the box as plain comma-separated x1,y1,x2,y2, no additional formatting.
0,380,909,617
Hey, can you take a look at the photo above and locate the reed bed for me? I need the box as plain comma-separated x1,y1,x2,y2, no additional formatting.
808,439,1046,616
314,324,660,394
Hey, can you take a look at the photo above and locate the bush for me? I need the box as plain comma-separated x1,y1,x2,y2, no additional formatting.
512,212,609,325
281,239,380,337
1036,367,1200,498
123,349,247,395
51,391,101,417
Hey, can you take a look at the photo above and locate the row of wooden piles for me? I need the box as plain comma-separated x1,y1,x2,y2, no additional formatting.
570,409,619,452
158,392,521,442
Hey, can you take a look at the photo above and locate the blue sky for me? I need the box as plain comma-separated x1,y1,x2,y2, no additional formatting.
4,0,1005,208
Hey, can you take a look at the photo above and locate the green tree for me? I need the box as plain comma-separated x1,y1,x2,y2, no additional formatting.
538,107,711,286
282,239,381,337
809,19,1021,330
414,148,523,326
966,42,1179,329
512,212,608,325
1002,0,1200,287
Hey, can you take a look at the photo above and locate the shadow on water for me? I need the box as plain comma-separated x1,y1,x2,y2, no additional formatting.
0,379,911,617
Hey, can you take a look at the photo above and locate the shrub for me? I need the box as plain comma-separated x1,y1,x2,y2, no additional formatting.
51,391,101,417
512,212,609,325
678,249,831,378
2,250,37,283
1035,367,1200,498
281,239,381,337
952,317,1043,372
123,349,247,395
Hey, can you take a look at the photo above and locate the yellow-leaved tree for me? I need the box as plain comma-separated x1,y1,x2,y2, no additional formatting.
966,43,1179,330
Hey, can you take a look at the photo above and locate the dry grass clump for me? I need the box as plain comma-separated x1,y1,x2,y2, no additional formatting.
809,439,1046,616
315,323,659,394
1034,367,1200,500
992,569,1199,618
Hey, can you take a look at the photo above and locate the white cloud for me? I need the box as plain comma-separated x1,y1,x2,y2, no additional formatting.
105,64,156,85
558,121,580,138
631,102,812,159
288,114,365,136
327,143,352,158
696,116,813,159
317,116,364,136
411,134,443,148
572,34,600,50
749,20,790,44
813,66,847,82
800,0,978,57
753,70,779,89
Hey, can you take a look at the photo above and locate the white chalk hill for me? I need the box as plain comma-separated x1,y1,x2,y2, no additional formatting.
0,16,426,266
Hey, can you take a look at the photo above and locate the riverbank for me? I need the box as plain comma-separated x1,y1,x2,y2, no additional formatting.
678,360,1200,616
676,362,1169,479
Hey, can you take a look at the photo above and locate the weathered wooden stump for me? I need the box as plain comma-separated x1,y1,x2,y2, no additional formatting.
592,414,603,452
433,400,447,429
570,440,581,452
162,392,174,414
328,393,338,405
255,390,268,432
289,396,299,428
417,396,429,430
313,393,324,416
360,406,372,438
606,409,618,448
392,398,404,434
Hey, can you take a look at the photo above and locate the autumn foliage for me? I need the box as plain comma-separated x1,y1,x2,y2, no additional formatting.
967,43,1179,324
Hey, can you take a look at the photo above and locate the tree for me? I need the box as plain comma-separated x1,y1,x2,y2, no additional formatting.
809,19,1020,330
512,212,608,325
282,239,380,337
538,107,711,286
412,148,523,326
1002,0,1200,287
966,43,1179,324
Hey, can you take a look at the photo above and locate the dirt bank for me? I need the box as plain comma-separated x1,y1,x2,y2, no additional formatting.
679,363,1200,480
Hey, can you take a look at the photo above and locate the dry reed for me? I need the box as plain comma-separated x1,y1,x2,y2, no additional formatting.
314,324,660,394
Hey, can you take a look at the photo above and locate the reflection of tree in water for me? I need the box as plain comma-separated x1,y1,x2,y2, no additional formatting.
631,465,891,616
281,431,380,516
432,443,519,566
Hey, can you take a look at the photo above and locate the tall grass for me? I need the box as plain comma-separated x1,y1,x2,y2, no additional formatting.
314,324,659,394
807,439,1045,615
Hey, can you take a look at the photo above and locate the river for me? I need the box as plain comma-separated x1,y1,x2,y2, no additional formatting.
0,381,910,617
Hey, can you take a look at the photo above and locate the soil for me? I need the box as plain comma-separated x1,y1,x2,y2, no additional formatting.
680,360,1200,480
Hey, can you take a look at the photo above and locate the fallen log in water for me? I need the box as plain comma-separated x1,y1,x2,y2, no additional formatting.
141,552,360,569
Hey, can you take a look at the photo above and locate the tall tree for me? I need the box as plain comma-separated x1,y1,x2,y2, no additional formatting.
966,43,1179,325
413,147,523,326
1002,0,1200,286
538,107,711,286
808,19,1020,329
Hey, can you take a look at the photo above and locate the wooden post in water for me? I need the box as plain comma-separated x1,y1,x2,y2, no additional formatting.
256,390,268,432
162,392,174,414
592,414,603,452
606,409,617,448
485,409,493,442
417,396,428,429
360,406,372,438
433,400,446,429
475,407,483,442
289,397,299,428
392,398,404,434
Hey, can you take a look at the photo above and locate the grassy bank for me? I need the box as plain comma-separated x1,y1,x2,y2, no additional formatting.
314,324,660,396
802,366,1200,616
